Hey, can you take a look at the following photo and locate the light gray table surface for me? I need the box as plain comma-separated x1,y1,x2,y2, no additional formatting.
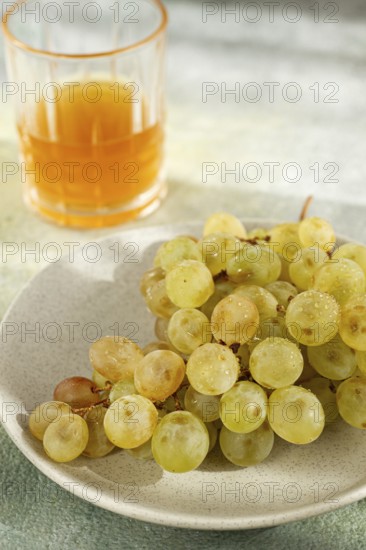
1,0,366,548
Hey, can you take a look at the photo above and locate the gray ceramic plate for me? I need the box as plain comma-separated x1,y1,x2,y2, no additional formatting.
0,220,366,529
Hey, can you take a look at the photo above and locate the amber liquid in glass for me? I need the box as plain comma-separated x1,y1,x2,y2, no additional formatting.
18,82,164,227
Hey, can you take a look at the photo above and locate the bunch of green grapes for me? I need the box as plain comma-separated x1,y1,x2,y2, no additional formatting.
28,211,366,473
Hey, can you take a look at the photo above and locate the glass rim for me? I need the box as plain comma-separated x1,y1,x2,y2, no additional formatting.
2,0,168,59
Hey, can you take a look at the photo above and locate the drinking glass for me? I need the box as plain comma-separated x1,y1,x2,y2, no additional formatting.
2,0,168,227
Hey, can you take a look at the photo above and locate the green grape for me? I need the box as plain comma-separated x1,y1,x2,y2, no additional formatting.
145,279,179,319
334,243,366,277
226,244,281,286
142,341,172,354
339,294,366,350
249,338,303,388
211,294,259,346
268,386,325,444
199,279,237,319
219,422,274,467
92,369,110,388
298,217,336,251
203,212,247,238
356,350,366,375
151,411,209,473
255,316,295,344
140,267,165,297
166,260,215,308
301,377,338,424
43,413,89,462
233,284,278,322
285,290,340,346
296,346,318,383
206,422,218,452
186,343,239,395
134,350,185,401
198,233,240,275
269,222,302,261
29,401,72,441
289,247,328,290
336,377,366,429
83,406,115,458
167,308,211,354
265,281,298,309
311,259,365,306
104,395,158,449
154,236,202,271
109,377,136,403
89,336,144,383
307,335,357,380
184,385,220,422
126,438,153,460
219,381,267,433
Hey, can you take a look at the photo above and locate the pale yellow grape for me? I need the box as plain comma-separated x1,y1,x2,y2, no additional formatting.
43,413,89,462
203,212,247,238
233,285,278,322
162,382,188,413
256,316,294,344
200,279,237,319
154,317,169,341
211,294,259,346
140,266,165,297
151,411,209,473
250,338,303,388
184,385,220,422
198,232,240,275
206,422,218,452
279,254,293,283
301,377,338,424
334,243,366,277
307,335,357,380
247,227,269,241
269,386,325,444
186,343,239,395
339,294,366,350
166,260,215,308
219,422,274,467
145,279,179,319
109,377,136,403
220,381,267,433
29,401,72,441
89,336,144,383
336,377,366,429
154,236,202,271
356,350,366,375
269,223,302,261
285,290,340,346
168,308,211,354
226,244,281,286
142,341,172,354
126,438,153,460
289,247,328,290
134,350,185,401
312,259,365,306
299,217,336,251
104,395,158,449
265,281,298,309
92,369,110,388
83,406,115,458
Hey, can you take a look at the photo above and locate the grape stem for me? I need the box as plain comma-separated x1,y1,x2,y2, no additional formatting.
72,397,110,416
299,196,313,221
